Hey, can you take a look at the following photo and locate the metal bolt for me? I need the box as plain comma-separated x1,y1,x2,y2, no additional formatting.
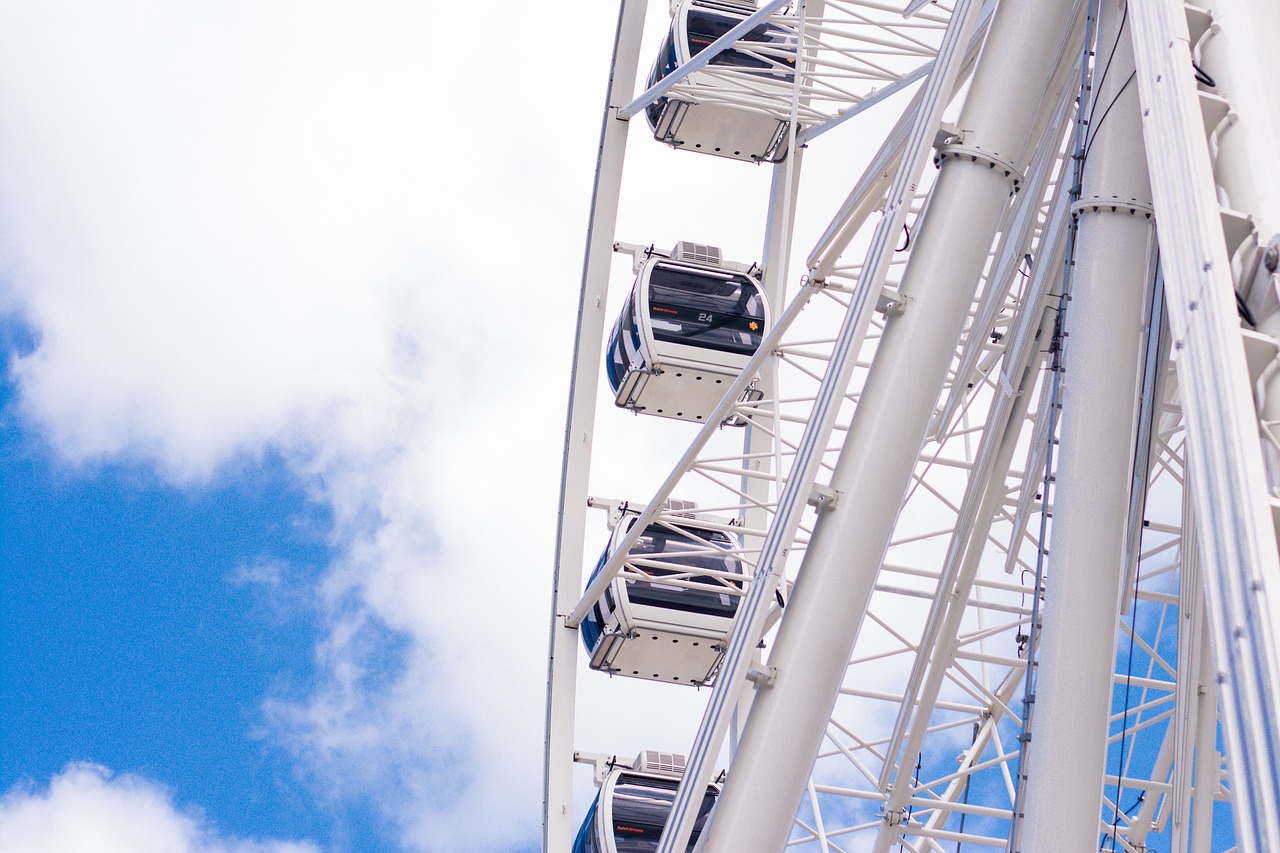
1264,245,1278,272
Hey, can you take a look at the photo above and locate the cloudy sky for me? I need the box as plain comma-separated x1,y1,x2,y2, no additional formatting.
0,0,902,849
0,2,626,850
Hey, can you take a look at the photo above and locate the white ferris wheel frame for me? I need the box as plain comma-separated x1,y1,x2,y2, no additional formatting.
543,0,1280,850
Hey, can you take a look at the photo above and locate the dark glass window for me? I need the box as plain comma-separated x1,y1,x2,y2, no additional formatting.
626,524,742,618
573,800,601,853
581,551,611,654
611,776,717,853
685,8,796,80
607,292,644,393
645,33,680,128
648,263,765,356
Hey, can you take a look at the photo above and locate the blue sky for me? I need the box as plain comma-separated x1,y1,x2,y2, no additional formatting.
0,402,340,844
0,1,613,850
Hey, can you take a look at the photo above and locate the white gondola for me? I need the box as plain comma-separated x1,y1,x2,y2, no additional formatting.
572,751,719,853
581,502,744,685
645,0,799,163
606,242,768,424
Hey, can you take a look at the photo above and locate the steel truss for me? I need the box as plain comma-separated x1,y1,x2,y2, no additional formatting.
544,0,1280,849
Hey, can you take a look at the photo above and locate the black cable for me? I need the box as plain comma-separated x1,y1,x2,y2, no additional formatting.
1084,1,1129,136
1193,60,1216,88
1237,290,1257,328
1083,70,1136,159
898,753,923,853
896,222,911,253
1081,1,1131,163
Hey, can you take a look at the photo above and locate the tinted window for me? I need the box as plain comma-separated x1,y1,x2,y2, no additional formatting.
573,800,601,853
607,292,641,393
645,32,680,128
611,776,717,853
648,264,765,356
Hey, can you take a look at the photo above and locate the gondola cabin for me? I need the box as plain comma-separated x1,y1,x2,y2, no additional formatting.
581,502,745,686
573,752,719,853
646,0,799,162
606,242,768,424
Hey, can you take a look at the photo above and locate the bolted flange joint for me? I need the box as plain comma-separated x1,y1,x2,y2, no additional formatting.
934,142,1024,193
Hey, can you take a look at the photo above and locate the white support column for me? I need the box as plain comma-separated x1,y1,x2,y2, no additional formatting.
1129,0,1280,845
695,1,1083,850
1019,1,1154,846
1191,607,1220,852
541,1,646,849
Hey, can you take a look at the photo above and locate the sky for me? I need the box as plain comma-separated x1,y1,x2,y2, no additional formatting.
0,1,930,850
0,2,622,851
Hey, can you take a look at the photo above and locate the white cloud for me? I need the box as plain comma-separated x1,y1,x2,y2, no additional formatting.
0,0,859,848
0,764,318,853
0,1,617,850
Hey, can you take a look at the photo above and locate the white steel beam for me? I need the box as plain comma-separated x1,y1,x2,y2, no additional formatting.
693,0,1083,849
1129,0,1280,847
1020,0,1156,846
655,0,989,848
873,98,1077,811
1191,608,1220,852
541,0,646,848
1169,473,1203,851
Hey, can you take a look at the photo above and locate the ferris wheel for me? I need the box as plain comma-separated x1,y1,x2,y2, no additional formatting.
543,0,1280,850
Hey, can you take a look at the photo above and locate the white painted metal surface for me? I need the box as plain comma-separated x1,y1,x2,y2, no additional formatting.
1019,0,1155,844
546,0,1280,849
542,1,648,849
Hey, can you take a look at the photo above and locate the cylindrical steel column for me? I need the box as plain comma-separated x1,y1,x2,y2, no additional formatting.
697,0,1082,849
1019,0,1155,845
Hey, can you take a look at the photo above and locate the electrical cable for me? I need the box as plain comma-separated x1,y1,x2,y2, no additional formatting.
1192,61,1216,88
1237,290,1257,328
1084,1,1129,138
1007,2,1101,844
1083,70,1135,159
1082,1,1129,159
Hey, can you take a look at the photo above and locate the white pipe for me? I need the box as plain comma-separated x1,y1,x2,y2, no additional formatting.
695,0,1084,849
1020,0,1155,846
